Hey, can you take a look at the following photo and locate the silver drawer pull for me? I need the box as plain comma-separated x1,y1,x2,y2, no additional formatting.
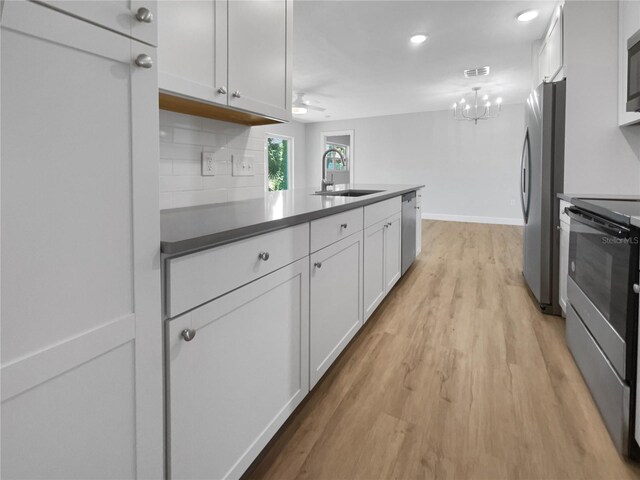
135,54,153,68
258,251,270,261
135,7,153,23
314,262,322,269
340,223,348,229
218,86,227,94
232,90,241,98
634,284,640,294
181,328,196,342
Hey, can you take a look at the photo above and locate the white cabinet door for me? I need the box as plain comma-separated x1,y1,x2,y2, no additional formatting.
168,258,309,480
384,212,402,292
416,191,422,256
546,6,563,81
157,0,227,104
310,233,364,387
227,0,292,120
1,2,162,478
364,221,386,321
41,0,157,45
538,40,549,83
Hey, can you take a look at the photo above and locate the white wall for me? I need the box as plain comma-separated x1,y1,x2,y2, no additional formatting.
563,0,640,193
158,111,306,209
305,104,526,224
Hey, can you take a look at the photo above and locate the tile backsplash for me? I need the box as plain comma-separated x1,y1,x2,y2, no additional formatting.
159,110,267,210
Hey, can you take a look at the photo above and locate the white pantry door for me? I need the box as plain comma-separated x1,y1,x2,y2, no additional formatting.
1,2,162,478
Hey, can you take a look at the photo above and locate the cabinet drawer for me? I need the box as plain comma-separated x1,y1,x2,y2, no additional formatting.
167,223,309,318
364,196,401,228
310,208,363,253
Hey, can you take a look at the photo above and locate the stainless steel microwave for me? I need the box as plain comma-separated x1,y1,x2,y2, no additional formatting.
627,29,640,111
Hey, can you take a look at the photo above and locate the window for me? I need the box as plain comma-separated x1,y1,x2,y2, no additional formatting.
324,142,349,171
266,135,292,191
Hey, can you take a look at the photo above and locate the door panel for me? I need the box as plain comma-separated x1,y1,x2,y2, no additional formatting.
168,259,309,480
385,213,402,292
522,87,544,302
1,3,162,477
227,0,291,120
157,0,227,104
364,222,385,321
310,234,363,387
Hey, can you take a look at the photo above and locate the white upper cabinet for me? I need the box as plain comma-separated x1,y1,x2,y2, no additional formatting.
538,4,564,84
619,0,640,125
227,0,291,120
158,0,292,122
384,213,402,292
157,0,227,105
40,0,158,45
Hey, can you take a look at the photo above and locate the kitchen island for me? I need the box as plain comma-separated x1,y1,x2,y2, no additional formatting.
161,184,422,480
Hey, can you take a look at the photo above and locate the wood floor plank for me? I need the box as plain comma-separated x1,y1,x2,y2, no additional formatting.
246,220,640,480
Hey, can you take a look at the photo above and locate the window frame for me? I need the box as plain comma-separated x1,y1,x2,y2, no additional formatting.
264,133,294,192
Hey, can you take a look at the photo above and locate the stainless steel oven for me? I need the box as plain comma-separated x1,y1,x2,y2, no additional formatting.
628,29,640,112
565,206,639,456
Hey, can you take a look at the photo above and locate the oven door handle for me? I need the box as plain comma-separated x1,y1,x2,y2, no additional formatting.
565,207,631,238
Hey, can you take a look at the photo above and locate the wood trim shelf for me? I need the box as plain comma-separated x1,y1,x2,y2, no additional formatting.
159,92,284,126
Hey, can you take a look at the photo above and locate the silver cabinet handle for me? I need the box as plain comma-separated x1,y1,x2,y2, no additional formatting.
258,251,270,261
218,86,227,94
135,7,153,23
314,262,322,268
634,284,640,294
135,54,153,68
181,328,196,342
415,206,420,210
232,90,241,98
340,223,348,229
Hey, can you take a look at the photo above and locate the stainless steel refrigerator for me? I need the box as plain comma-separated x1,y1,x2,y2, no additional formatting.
520,80,565,315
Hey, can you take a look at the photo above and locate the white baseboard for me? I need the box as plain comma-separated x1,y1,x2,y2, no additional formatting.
421,212,524,226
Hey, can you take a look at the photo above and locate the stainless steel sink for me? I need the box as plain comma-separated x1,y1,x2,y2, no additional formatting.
313,189,384,197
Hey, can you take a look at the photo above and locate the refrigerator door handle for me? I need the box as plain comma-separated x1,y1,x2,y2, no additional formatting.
520,130,530,223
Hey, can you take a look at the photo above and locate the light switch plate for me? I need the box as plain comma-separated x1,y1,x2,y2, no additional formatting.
232,155,255,176
202,152,216,176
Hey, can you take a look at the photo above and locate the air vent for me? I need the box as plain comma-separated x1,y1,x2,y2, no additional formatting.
464,66,490,78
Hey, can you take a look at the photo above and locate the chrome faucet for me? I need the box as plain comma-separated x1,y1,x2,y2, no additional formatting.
321,148,344,192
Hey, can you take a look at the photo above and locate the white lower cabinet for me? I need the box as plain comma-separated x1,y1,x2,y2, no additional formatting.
167,258,309,480
310,233,364,388
363,212,402,322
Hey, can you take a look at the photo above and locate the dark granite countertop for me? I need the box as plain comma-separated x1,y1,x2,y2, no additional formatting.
161,184,424,255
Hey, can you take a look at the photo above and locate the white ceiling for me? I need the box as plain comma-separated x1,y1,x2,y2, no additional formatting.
292,0,557,122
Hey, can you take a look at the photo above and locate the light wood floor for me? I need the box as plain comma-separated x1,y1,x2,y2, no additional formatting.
247,221,640,480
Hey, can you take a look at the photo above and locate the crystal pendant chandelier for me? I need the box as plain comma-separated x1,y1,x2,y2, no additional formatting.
452,87,502,124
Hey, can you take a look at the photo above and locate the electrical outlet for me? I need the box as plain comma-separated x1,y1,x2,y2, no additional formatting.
202,152,215,176
232,155,255,176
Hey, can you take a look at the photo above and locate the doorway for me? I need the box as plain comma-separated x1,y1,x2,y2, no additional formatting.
320,130,354,186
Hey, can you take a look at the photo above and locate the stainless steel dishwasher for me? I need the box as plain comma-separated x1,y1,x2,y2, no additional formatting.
401,191,416,275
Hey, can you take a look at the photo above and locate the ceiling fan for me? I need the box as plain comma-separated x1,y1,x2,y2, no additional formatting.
292,93,325,114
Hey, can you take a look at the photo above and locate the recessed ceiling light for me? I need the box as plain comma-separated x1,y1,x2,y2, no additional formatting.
517,10,538,22
292,106,307,115
410,34,428,45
